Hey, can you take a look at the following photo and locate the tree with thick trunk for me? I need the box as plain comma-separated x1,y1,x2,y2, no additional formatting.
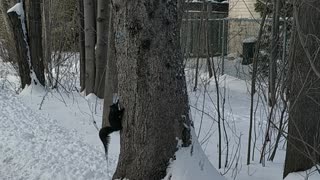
94,0,109,98
7,3,31,88
112,1,191,179
0,0,16,63
102,5,116,128
83,0,96,94
26,0,45,86
0,0,15,33
283,0,320,178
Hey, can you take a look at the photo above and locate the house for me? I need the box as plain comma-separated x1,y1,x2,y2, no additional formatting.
228,0,261,56
229,0,260,18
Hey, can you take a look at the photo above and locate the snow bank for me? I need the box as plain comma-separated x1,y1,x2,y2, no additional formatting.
0,89,113,179
164,129,225,180
285,166,320,180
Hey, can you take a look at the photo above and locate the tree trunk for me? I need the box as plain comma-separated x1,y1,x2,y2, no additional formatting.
84,0,96,94
283,0,320,178
78,0,86,92
0,0,17,63
113,1,191,179
94,0,109,98
7,3,31,88
27,0,45,86
268,0,280,106
0,0,14,33
42,0,52,87
102,5,116,128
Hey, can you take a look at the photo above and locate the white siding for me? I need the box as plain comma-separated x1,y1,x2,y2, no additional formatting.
229,0,260,19
227,0,260,55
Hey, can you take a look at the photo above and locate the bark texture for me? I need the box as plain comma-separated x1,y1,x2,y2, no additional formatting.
102,6,117,128
84,0,96,94
0,0,16,63
113,1,191,179
27,0,45,86
7,9,31,88
268,0,280,107
283,0,320,178
94,0,109,98
78,0,86,92
43,0,52,86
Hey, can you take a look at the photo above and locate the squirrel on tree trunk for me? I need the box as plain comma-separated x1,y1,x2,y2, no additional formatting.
99,101,124,159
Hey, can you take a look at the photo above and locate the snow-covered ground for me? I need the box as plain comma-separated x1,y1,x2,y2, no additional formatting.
0,87,112,179
1,57,319,180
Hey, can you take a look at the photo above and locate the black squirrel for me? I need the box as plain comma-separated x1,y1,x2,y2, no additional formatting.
99,101,124,159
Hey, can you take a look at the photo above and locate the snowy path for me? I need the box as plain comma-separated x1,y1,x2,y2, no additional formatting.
0,89,112,180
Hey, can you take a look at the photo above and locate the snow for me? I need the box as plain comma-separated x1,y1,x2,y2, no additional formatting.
0,88,113,179
1,55,320,179
0,58,117,179
243,37,257,43
7,3,23,15
164,130,225,180
284,166,320,180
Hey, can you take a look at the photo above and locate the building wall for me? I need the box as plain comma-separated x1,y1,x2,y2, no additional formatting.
229,0,260,19
228,20,260,55
228,0,260,55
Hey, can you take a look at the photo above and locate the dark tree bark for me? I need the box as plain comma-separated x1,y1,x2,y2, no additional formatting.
113,1,191,179
27,0,45,86
0,0,17,63
283,0,320,178
84,0,96,94
94,0,109,98
42,0,52,87
7,5,31,88
268,0,280,107
78,0,86,92
102,5,116,128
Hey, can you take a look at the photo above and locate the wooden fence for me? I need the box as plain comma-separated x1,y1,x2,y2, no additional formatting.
181,2,229,57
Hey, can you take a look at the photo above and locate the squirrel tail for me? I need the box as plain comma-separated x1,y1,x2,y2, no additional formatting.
99,127,115,159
